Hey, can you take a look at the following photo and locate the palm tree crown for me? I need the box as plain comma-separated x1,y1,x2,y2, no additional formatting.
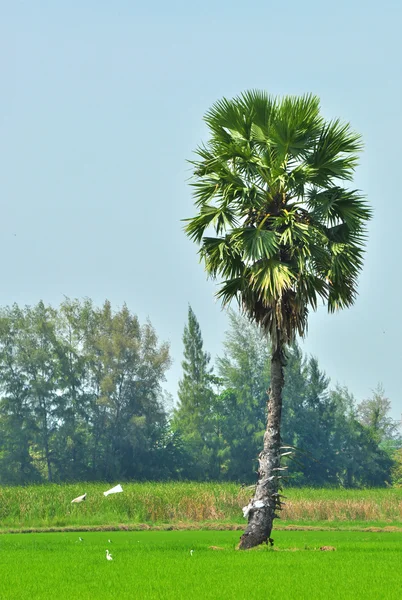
185,91,371,348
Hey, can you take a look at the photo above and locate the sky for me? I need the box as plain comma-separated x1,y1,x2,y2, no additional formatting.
1,0,402,419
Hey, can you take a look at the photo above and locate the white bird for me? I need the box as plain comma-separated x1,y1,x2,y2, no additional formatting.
190,550,194,556
242,499,265,518
71,493,86,504
106,549,113,561
103,484,123,497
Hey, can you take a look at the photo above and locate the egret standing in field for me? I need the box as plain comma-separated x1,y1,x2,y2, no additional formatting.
106,549,113,561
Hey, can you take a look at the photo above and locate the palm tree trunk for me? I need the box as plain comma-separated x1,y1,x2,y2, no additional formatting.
239,342,285,549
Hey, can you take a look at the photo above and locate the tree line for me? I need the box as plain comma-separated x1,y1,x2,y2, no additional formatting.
0,299,173,483
0,299,400,486
174,308,401,487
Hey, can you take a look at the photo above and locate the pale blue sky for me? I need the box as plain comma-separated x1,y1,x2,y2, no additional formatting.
1,0,401,418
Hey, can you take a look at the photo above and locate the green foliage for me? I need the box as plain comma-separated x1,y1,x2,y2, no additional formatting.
213,311,394,487
170,307,396,487
216,310,270,481
282,357,395,487
392,448,402,486
185,91,371,348
0,299,398,488
357,385,401,444
0,299,172,484
172,306,221,479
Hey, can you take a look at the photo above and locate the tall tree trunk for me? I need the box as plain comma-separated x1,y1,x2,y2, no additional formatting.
239,343,285,549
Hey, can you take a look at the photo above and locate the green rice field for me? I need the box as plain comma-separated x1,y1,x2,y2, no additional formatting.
1,529,401,599
1,484,401,599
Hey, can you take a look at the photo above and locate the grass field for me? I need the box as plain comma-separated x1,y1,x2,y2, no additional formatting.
1,529,401,599
1,485,401,599
0,482,401,531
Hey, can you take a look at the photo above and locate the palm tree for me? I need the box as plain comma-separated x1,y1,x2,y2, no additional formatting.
184,91,371,549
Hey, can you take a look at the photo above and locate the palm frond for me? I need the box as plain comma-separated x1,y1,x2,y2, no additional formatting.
270,94,322,161
234,227,279,262
307,187,372,229
250,259,294,300
200,235,244,279
204,96,253,142
306,119,363,184
183,204,238,242
216,276,245,306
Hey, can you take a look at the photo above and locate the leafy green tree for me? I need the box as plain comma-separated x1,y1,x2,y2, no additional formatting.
82,300,172,480
293,356,336,484
352,385,398,486
0,305,40,484
322,385,393,487
16,302,63,482
184,91,371,548
357,385,400,444
282,348,342,485
173,306,218,479
286,353,393,487
391,448,402,486
0,299,173,484
52,298,94,480
216,310,270,481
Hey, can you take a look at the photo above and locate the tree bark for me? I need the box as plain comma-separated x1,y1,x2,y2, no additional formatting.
239,342,285,549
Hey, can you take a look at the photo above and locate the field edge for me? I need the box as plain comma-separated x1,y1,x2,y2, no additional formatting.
2,522,402,534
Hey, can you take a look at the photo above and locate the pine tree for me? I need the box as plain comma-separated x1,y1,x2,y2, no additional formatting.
173,306,217,478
